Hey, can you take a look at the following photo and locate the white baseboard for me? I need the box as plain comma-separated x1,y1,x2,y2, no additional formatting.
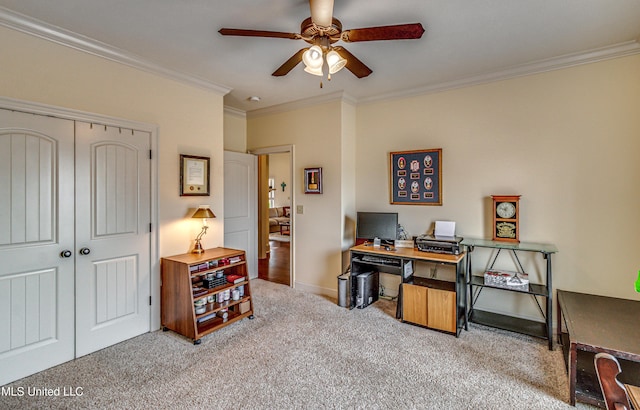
294,281,337,300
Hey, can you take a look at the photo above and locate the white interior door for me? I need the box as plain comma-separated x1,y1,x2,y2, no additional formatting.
0,109,75,385
74,122,151,357
224,151,258,278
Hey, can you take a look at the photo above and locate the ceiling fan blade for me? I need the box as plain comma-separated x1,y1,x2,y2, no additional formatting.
333,46,372,78
272,48,308,76
341,23,425,42
309,0,334,27
219,28,300,40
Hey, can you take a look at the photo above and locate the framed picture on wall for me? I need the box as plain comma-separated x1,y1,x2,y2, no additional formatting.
180,154,210,196
304,167,322,194
389,148,442,205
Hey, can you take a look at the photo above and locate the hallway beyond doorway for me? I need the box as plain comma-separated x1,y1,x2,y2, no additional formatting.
258,240,290,286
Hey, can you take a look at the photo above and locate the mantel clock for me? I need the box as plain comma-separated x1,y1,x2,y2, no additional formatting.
492,195,521,242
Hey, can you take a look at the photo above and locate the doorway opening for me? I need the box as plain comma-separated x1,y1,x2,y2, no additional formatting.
252,146,293,287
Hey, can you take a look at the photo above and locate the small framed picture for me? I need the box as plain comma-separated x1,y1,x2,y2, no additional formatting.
180,154,210,196
304,167,322,194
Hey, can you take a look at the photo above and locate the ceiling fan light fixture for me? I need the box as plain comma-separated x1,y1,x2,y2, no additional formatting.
302,45,323,69
326,49,347,74
304,64,324,77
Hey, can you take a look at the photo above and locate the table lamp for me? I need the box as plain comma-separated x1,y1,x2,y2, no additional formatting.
191,205,215,254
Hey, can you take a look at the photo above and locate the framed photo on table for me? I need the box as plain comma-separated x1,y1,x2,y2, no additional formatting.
180,154,210,196
304,167,322,194
389,148,442,205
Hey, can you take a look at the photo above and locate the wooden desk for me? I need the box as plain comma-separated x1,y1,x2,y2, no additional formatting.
626,384,639,409
349,244,466,336
557,290,640,407
350,243,464,264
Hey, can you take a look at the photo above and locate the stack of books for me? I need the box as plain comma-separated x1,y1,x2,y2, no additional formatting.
225,274,245,284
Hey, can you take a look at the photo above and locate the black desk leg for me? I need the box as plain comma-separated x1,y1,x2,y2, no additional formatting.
465,246,474,330
459,260,468,331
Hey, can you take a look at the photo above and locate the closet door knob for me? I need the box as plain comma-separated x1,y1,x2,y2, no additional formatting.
79,247,91,255
60,250,72,258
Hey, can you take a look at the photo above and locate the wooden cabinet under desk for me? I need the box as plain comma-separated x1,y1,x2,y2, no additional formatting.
403,281,457,333
161,247,254,344
349,244,466,336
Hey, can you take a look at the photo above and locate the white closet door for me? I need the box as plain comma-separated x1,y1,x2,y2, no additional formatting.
0,109,75,386
224,151,258,278
74,122,151,357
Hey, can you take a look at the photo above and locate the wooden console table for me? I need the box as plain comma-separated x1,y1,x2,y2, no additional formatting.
349,244,467,336
557,290,640,407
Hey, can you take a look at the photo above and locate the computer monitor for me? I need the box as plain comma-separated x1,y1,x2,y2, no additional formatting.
356,212,398,243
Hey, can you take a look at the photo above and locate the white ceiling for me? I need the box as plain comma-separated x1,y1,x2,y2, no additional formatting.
1,1,639,113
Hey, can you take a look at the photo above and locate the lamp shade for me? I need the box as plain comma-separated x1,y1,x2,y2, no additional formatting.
326,49,346,74
192,206,215,219
302,46,323,70
304,65,324,76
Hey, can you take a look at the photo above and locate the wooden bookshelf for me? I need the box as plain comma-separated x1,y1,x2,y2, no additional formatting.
161,247,254,344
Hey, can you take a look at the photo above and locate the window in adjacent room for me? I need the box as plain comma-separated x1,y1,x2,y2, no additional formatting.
268,178,275,208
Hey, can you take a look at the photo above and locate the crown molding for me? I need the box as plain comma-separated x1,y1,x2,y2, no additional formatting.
224,106,247,118
4,5,637,114
358,40,640,106
246,40,640,116
0,7,231,96
247,91,356,119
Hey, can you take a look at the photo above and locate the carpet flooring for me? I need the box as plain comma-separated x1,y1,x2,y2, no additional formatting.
2,279,596,409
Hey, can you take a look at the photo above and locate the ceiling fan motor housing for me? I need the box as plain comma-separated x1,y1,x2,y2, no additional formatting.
301,17,342,44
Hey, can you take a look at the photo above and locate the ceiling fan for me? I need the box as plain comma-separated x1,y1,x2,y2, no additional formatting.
219,0,425,79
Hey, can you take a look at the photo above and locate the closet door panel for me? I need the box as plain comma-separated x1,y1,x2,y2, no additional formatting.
75,122,151,357
0,109,75,386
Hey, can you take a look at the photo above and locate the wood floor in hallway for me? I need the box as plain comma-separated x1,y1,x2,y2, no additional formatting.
258,240,290,286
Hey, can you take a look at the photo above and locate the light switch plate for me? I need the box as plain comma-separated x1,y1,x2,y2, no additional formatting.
296,205,303,214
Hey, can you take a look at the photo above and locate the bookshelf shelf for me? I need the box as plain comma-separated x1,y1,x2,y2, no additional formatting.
161,247,254,344
462,238,557,350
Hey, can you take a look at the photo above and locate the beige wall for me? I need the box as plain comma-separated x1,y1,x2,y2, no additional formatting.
356,55,640,317
224,109,247,153
7,20,637,324
247,54,639,319
0,27,225,257
269,153,291,207
248,101,346,293
340,102,357,272
1,27,227,327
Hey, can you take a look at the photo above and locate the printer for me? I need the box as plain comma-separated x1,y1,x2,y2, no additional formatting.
415,221,463,255
415,234,463,255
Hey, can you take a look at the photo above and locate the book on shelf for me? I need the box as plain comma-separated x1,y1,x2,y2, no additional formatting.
225,274,245,284
197,312,217,323
190,263,210,273
192,286,208,297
